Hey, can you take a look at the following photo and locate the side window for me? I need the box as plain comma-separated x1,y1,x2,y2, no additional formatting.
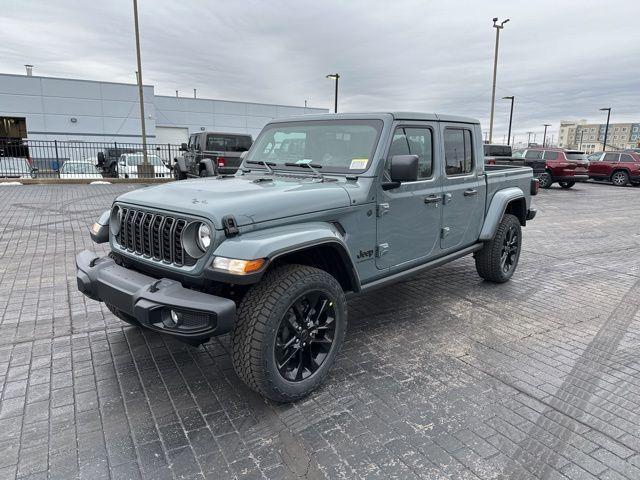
525,150,543,159
603,153,619,162
543,150,558,160
387,127,433,179
620,154,633,163
443,128,473,176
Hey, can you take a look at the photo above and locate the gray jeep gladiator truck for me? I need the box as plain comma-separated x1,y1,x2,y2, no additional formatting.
77,112,537,402
173,131,252,179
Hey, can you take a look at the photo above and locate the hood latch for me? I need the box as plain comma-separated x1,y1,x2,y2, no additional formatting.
222,215,239,237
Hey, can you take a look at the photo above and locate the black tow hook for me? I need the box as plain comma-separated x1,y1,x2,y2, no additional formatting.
148,280,163,293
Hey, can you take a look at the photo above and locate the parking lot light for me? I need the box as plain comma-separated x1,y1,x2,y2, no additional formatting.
543,124,551,147
502,96,515,146
326,73,340,113
600,107,612,152
489,18,510,144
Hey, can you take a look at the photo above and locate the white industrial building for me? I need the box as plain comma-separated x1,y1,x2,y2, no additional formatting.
0,72,327,144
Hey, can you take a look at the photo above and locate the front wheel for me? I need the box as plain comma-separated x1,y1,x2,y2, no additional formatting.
231,265,347,402
611,171,629,186
538,172,553,189
475,214,522,283
559,181,575,189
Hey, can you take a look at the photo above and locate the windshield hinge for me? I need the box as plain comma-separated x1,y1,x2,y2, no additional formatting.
222,215,239,237
377,203,390,217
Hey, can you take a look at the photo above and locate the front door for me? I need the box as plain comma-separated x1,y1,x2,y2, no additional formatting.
439,124,485,251
376,123,443,270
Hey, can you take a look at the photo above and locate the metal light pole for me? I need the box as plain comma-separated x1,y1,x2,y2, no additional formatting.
326,73,340,113
502,96,514,145
542,124,551,147
132,0,148,167
489,17,510,144
579,129,585,150
527,131,533,146
600,107,611,152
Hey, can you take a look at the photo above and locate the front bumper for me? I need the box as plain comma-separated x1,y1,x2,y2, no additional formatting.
76,250,236,343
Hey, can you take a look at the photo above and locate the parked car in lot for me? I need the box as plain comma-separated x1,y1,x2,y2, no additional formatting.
59,161,103,179
588,151,640,186
0,157,37,179
513,148,588,188
173,132,252,179
117,153,170,179
77,112,537,402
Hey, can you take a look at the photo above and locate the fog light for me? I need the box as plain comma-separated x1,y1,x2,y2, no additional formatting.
170,310,182,325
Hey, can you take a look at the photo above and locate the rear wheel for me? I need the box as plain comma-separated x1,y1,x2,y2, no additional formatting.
173,166,186,180
231,265,347,402
199,169,208,177
559,181,575,189
611,170,629,186
475,214,522,283
538,172,552,189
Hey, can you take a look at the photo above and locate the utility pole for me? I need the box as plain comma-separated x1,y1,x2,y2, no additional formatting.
132,0,148,168
527,131,533,146
489,17,510,143
502,96,514,145
326,73,340,113
600,107,611,152
542,124,551,147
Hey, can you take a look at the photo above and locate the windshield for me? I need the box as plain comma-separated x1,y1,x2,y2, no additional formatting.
126,154,163,166
62,163,99,174
0,158,30,172
246,120,383,173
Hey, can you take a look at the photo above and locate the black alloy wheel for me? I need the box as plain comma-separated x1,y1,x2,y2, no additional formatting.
275,291,336,382
500,225,519,274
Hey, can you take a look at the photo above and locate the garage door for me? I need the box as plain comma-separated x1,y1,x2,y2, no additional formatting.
155,126,189,145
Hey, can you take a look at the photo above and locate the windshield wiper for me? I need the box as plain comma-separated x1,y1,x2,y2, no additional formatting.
245,160,276,175
284,162,324,180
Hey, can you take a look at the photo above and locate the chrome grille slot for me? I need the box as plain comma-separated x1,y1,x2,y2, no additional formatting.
114,206,199,268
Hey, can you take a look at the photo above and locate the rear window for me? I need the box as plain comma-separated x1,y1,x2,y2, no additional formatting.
206,134,252,152
483,145,511,157
620,154,634,163
565,152,586,161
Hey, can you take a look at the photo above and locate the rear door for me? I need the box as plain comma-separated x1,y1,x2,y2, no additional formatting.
375,123,442,269
439,124,485,251
602,153,620,177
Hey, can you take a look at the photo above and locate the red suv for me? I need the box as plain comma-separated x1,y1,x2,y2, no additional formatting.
513,148,588,189
588,151,640,187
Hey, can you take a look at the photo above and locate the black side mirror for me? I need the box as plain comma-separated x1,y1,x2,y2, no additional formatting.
180,143,188,151
390,154,419,180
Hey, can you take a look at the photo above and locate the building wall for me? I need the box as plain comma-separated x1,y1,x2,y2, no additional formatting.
0,73,326,144
557,120,640,152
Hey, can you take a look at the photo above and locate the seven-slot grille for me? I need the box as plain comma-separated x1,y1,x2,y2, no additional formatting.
116,207,197,267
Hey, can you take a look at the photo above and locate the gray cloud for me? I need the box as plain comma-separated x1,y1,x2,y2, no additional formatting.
1,0,639,141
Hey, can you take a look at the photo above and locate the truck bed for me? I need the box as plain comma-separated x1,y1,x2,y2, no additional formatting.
485,164,534,207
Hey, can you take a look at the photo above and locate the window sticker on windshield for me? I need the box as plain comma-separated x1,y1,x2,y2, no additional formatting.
349,158,368,169
296,159,312,164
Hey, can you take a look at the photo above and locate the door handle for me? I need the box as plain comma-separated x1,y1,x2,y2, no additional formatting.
464,189,478,196
424,195,442,204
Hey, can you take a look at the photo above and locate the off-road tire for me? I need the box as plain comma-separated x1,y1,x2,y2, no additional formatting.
231,264,347,402
559,181,575,189
611,170,629,187
538,172,553,189
106,302,140,327
475,214,522,283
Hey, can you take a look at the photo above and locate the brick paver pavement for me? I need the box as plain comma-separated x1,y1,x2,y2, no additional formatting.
0,182,639,479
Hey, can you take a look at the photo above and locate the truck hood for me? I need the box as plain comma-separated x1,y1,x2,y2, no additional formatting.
115,174,352,229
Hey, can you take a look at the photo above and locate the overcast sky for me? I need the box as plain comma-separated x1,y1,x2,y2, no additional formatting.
2,0,639,141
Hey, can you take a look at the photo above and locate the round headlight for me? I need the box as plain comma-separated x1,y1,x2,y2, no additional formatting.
197,223,211,251
110,205,122,235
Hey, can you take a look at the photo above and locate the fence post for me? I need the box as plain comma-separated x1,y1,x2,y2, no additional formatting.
53,140,60,175
167,143,171,167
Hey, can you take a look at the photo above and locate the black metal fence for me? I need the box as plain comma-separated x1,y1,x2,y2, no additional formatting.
0,139,182,180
